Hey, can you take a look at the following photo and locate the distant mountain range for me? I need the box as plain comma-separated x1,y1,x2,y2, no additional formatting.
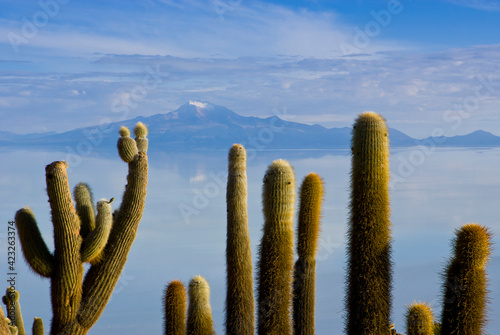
2,101,500,152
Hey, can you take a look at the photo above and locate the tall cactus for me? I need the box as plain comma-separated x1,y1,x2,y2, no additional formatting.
163,280,187,335
441,223,492,334
257,159,295,335
405,302,434,335
293,172,323,335
346,112,392,334
2,289,25,335
187,276,215,335
14,123,148,335
225,144,254,335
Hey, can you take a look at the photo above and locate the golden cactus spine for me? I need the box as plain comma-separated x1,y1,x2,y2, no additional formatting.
441,223,492,334
405,302,434,335
293,172,323,335
163,280,187,335
225,144,254,335
257,159,295,335
14,123,148,335
187,276,215,335
346,112,392,334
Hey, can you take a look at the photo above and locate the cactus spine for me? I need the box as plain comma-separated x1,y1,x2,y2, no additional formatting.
32,318,44,335
441,223,492,334
163,280,186,335
293,172,323,335
346,112,392,334
257,159,295,335
2,289,25,335
405,302,434,335
187,276,215,335
14,123,148,335
225,144,254,335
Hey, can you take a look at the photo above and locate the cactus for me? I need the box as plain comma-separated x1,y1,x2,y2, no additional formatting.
257,159,295,335
117,126,138,162
163,280,186,335
134,122,149,152
405,302,434,335
187,276,215,335
293,172,323,335
14,123,148,335
0,307,10,335
225,144,254,335
2,288,25,335
440,223,492,334
32,318,44,335
346,112,392,334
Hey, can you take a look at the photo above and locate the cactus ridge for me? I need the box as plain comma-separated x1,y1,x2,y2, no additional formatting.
346,112,392,335
257,159,295,335
117,126,138,162
441,223,492,334
225,144,255,335
187,276,215,335
80,198,113,264
163,280,186,335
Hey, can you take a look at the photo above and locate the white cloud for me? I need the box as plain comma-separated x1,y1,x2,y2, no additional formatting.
441,0,500,11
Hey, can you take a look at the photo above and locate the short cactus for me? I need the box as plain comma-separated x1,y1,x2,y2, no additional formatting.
225,144,254,335
134,122,149,152
117,126,138,162
405,302,434,335
257,159,295,335
441,223,492,334
293,172,323,335
2,288,24,335
163,280,186,335
187,276,215,335
14,123,149,334
32,318,44,335
346,112,392,334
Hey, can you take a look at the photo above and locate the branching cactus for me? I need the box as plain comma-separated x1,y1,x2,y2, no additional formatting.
293,172,323,335
163,280,187,335
187,276,215,335
225,144,254,335
2,288,25,335
14,123,148,335
346,112,392,334
405,302,434,335
441,223,492,334
257,159,295,335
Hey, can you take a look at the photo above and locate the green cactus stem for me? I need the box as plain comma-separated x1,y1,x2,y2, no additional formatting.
80,198,113,264
163,280,186,335
32,318,44,335
405,302,434,335
346,112,392,335
117,126,138,163
187,276,215,335
134,122,149,152
257,159,295,335
14,123,148,335
2,289,25,335
441,223,492,334
225,144,254,335
293,172,323,335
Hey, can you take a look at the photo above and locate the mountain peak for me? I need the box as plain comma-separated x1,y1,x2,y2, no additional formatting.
163,101,239,123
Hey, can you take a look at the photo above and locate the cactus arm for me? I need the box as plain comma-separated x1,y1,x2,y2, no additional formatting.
405,302,434,335
14,208,54,278
293,172,323,335
73,183,95,239
187,276,215,335
77,150,148,330
0,307,10,335
117,126,138,163
257,159,295,335
32,318,44,335
80,199,113,264
2,289,25,335
45,161,84,331
225,144,254,335
134,122,149,152
163,280,186,335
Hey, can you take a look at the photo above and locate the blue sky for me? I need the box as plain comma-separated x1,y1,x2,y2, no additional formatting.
1,0,500,138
